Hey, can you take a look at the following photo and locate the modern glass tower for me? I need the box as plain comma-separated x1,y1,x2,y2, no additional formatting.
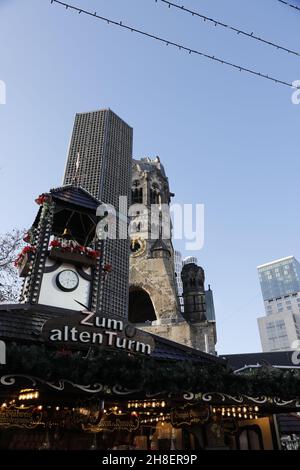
63,109,133,318
64,109,132,206
257,256,300,352
258,256,300,301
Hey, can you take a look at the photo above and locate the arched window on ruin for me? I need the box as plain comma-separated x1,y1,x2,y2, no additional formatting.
128,287,156,324
132,188,143,204
150,189,160,205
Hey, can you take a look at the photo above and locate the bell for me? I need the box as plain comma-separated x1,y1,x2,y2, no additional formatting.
61,227,72,239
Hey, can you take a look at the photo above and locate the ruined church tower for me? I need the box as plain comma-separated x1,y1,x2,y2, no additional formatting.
128,157,217,354
128,157,180,324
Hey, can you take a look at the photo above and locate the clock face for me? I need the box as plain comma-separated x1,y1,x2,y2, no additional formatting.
56,270,79,292
130,237,146,258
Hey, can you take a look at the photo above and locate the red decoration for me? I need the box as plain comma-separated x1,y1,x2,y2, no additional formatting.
49,239,101,260
22,246,36,254
14,245,36,267
85,248,101,259
50,240,61,248
103,264,112,272
23,233,31,243
35,193,50,205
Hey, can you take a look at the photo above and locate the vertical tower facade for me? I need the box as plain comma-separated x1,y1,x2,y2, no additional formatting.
128,157,217,353
63,109,132,206
257,256,300,352
180,260,217,353
128,157,179,323
174,250,184,312
63,109,133,318
258,256,300,303
181,263,206,323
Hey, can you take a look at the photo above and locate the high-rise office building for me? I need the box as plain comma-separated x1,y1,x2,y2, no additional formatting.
63,108,132,205
258,256,300,303
63,109,133,318
257,256,300,352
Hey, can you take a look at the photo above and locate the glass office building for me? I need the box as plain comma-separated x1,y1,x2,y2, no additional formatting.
257,256,300,352
63,109,133,319
258,256,300,301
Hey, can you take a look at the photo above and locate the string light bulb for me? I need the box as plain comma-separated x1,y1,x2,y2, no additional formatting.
50,0,296,90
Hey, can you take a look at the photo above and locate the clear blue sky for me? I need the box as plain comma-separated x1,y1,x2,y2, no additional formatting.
1,0,300,354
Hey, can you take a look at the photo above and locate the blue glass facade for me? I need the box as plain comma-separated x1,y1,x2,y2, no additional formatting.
258,257,300,301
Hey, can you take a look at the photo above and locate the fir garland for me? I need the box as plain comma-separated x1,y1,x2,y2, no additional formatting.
1,342,300,399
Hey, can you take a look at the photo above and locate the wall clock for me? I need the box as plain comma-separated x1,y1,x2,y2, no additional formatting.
56,269,79,292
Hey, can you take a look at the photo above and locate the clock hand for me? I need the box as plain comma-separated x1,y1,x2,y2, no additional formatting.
74,300,89,310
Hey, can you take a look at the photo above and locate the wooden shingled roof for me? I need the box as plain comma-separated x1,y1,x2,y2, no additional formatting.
0,303,225,366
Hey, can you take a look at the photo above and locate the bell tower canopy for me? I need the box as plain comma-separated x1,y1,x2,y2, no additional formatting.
46,185,102,246
19,184,104,311
50,184,101,210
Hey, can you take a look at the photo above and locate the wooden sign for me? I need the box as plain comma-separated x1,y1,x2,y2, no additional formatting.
42,311,155,356
0,405,43,429
171,404,209,427
82,412,140,433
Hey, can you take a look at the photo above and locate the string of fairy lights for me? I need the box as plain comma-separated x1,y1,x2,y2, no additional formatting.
276,0,300,12
50,0,299,90
2,395,263,424
212,405,260,420
156,0,300,58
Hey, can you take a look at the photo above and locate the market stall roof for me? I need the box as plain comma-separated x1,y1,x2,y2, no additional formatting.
222,351,298,372
0,303,225,366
